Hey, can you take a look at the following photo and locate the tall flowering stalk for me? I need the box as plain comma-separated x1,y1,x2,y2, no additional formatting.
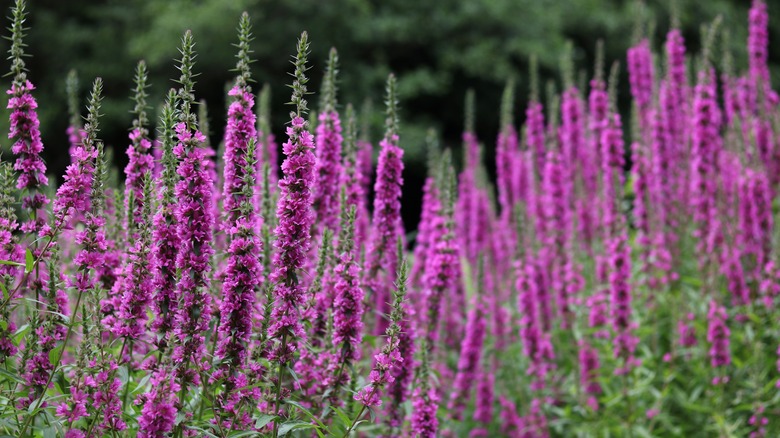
526,56,547,177
222,13,257,227
0,163,21,361
150,89,180,351
314,48,343,233
422,151,459,350
125,60,154,229
690,65,722,272
411,342,439,438
410,130,441,289
517,254,554,390
627,38,655,135
660,28,688,245
748,0,770,107
496,78,518,216
109,61,153,350
332,105,365,385
349,255,409,433
66,69,85,157
332,203,363,385
257,83,279,189
36,78,109,437
447,262,487,420
268,32,316,432
602,110,639,373
114,174,154,342
364,74,405,335
8,0,48,239
707,300,731,384
170,30,215,405
215,12,262,391
20,247,68,409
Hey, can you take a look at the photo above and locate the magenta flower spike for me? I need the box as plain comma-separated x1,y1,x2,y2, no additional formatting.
170,31,215,392
448,289,487,420
7,0,48,236
314,48,344,233
748,0,771,103
124,61,154,229
352,256,409,420
690,67,722,267
364,74,404,334
707,300,731,384
214,16,263,396
114,175,154,341
150,89,180,349
627,38,655,132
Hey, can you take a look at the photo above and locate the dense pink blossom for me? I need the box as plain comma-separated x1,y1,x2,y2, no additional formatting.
365,133,404,334
268,115,316,362
314,110,343,231
707,300,731,373
411,385,439,437
8,81,48,193
171,122,215,386
448,295,486,419
221,86,257,221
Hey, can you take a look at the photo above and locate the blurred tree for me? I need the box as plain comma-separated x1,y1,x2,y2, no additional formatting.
0,0,776,229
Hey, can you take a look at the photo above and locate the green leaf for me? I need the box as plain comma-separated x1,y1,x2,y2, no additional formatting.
278,421,317,436
332,406,351,428
285,399,328,431
0,367,24,384
118,365,129,384
25,248,34,274
0,259,24,267
0,282,8,301
254,414,277,429
43,426,58,438
286,365,301,388
49,345,63,366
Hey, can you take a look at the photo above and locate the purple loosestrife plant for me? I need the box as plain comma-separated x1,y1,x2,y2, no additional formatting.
411,344,439,438
214,14,262,397
707,300,731,384
136,364,179,438
221,13,257,229
65,69,86,158
332,205,363,383
516,256,554,391
150,89,180,352
422,151,459,351
364,74,404,335
314,48,343,233
0,169,21,362
114,174,154,342
447,261,487,421
7,0,48,239
496,78,519,216
20,247,68,408
257,83,279,191
456,90,481,265
748,0,771,105
410,129,441,289
627,38,655,134
690,66,722,270
124,61,154,229
348,254,409,434
268,32,316,432
170,31,215,408
470,366,495,437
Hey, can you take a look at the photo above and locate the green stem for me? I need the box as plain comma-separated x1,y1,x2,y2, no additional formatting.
272,333,289,438
18,286,85,437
